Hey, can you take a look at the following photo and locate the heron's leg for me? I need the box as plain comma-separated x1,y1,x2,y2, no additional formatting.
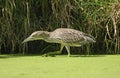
48,44,64,55
65,46,70,57
42,44,64,56
59,44,64,53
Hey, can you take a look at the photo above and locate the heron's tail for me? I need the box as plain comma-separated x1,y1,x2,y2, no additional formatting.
86,36,96,43
84,34,96,43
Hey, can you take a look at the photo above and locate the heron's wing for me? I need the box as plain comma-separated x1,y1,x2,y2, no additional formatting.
60,32,85,43
50,29,85,43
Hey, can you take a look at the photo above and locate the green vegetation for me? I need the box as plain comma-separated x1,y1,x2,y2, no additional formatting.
0,55,120,78
0,0,120,54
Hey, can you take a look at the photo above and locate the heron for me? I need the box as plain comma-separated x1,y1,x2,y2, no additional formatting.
22,28,96,57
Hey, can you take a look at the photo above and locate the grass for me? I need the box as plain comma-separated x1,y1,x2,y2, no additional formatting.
0,55,120,78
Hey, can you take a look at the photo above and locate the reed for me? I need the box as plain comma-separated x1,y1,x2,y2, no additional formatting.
0,0,119,54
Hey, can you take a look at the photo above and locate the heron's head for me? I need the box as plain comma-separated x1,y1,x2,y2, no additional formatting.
22,31,49,43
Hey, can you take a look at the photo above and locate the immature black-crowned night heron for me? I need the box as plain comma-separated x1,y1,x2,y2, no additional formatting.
22,28,96,57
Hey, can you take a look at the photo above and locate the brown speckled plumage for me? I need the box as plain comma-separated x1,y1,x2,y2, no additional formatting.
23,28,96,56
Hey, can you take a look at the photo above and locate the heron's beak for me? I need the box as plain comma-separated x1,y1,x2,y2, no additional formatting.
22,37,32,43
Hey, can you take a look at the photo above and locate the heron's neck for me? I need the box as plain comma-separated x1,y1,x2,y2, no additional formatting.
42,31,50,40
43,32,54,43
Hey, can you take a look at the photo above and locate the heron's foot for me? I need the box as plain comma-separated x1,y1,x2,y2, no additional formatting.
42,51,62,57
42,54,55,57
68,54,70,57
